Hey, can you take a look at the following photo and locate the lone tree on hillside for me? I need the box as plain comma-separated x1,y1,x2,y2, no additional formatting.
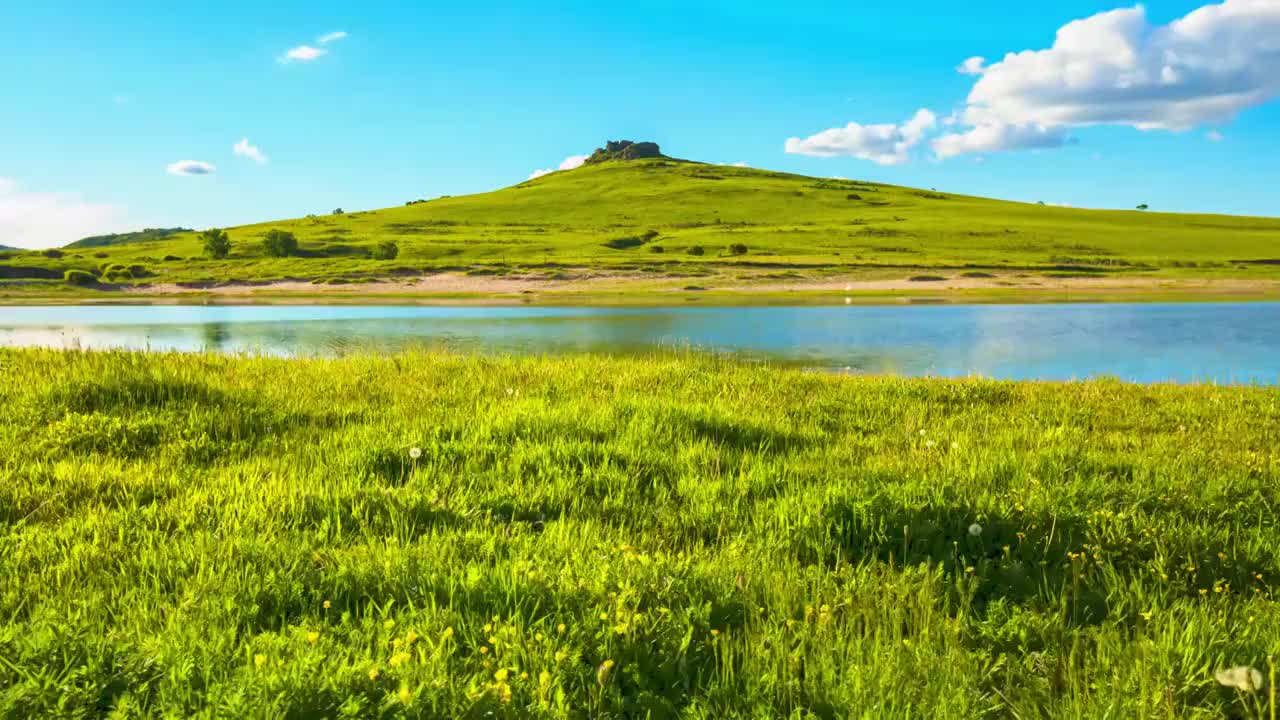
1136,203,1149,210
200,228,231,259
262,229,299,257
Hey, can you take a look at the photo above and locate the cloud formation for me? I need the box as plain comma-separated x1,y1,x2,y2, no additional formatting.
166,160,216,176
0,178,131,250
233,138,268,165
318,31,348,44
528,154,589,180
934,1,1280,157
784,109,937,165
280,45,326,63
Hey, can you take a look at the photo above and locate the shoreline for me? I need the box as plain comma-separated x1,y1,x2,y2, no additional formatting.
3,272,1280,306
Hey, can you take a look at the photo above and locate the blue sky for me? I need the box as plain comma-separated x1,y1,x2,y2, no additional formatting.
2,0,1278,247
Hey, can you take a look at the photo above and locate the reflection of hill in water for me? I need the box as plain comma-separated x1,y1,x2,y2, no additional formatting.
4,304,1278,383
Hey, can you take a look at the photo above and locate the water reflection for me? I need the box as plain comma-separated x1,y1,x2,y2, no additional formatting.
1,303,1277,384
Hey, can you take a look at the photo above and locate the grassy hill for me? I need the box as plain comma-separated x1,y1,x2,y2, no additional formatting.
66,227,191,249
2,156,1279,301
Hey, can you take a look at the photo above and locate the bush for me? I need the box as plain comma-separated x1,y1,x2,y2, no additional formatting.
42,249,64,259
163,255,183,262
642,229,660,242
63,269,97,286
603,236,647,250
261,229,299,258
846,193,862,201
200,228,231,259
94,252,108,259
333,208,344,215
687,245,706,256
649,246,664,254
727,243,749,256
372,240,400,260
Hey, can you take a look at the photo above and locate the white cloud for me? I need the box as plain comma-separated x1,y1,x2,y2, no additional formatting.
731,161,750,167
280,45,327,63
1207,130,1225,141
0,178,132,250
528,154,589,179
934,1,1280,157
166,160,216,176
933,123,1067,159
784,108,937,165
957,56,987,75
233,137,268,165
318,31,348,44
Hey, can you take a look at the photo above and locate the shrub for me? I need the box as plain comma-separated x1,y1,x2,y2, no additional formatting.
649,245,664,254
163,255,182,262
94,252,108,259
64,269,97,285
262,229,299,258
333,208,345,215
372,240,400,260
200,228,231,259
642,229,660,242
846,193,862,200
727,243,749,256
128,264,149,277
42,249,64,259
687,245,706,256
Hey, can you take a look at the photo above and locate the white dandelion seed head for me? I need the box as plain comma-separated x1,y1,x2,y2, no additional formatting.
918,429,927,436
1216,666,1264,692
968,523,983,537
951,441,960,449
409,447,423,459
925,440,936,448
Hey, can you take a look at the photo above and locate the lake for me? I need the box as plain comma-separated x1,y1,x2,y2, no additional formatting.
1,302,1278,384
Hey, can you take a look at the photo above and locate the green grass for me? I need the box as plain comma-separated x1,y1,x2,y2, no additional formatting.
1,158,1279,300
2,348,1280,717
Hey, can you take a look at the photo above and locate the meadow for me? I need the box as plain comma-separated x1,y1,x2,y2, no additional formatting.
3,158,1280,303
2,347,1279,717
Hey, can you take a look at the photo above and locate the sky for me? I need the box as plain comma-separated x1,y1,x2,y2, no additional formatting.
2,0,1279,248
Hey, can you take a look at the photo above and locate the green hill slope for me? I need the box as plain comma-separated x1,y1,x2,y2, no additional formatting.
3,156,1280,299
66,227,192,249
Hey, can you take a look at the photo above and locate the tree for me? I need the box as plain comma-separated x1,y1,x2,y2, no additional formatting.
200,228,231,259
372,240,399,260
262,229,299,257
333,208,344,215
1136,203,1149,210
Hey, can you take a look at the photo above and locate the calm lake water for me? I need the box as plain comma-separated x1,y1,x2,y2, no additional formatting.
1,303,1278,384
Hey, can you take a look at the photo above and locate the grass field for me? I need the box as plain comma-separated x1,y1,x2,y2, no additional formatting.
2,157,1279,303
2,348,1279,717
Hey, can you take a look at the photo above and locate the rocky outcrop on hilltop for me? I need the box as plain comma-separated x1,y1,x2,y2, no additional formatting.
584,140,664,164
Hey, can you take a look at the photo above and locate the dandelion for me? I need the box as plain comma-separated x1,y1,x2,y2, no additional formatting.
384,619,396,630
440,626,454,641
405,630,418,645
479,646,490,655
409,447,422,459
555,650,568,663
390,651,411,668
254,654,267,668
397,685,413,704
322,600,331,609
494,668,509,682
539,670,552,688
307,631,320,644
1215,666,1264,692
968,523,983,537
556,623,566,635
368,666,380,681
